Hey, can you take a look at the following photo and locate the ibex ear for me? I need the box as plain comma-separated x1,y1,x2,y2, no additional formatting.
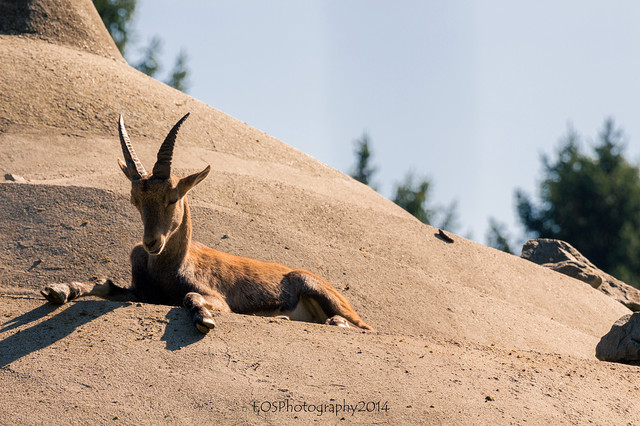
178,165,211,198
118,158,134,181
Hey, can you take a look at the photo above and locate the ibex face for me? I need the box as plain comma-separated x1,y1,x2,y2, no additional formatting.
117,113,210,255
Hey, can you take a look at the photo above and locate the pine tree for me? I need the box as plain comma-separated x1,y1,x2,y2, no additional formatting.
350,133,377,188
516,118,640,287
93,0,190,93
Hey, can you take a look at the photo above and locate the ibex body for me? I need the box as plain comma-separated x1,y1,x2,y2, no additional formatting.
42,114,373,333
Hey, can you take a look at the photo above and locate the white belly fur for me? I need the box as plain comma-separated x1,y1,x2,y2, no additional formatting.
253,297,327,323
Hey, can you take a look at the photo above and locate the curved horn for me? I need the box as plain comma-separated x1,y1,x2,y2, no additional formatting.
118,115,148,179
152,113,190,180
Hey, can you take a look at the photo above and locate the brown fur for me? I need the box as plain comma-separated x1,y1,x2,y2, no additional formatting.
41,114,373,333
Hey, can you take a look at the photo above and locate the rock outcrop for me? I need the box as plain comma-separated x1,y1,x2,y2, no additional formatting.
521,238,640,311
0,0,123,61
596,312,640,363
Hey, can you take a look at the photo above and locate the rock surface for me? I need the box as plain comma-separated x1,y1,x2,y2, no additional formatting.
2,295,640,425
596,312,640,363
0,0,123,61
522,238,640,311
1,0,639,423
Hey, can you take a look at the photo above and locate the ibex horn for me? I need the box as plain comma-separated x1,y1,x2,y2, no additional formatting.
118,115,148,179
152,113,190,180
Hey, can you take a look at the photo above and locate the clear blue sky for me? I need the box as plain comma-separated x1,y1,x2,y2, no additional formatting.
131,1,640,246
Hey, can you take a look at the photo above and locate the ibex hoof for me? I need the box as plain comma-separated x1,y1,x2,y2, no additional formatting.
41,284,70,305
195,316,216,334
326,315,350,328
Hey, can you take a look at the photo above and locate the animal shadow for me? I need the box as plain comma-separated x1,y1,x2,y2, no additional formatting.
161,307,208,351
0,300,120,368
0,301,209,366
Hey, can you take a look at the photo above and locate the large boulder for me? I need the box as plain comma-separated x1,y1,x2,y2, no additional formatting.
596,312,640,363
521,238,640,311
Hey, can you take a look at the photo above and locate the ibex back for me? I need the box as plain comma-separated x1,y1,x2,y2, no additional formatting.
41,113,373,333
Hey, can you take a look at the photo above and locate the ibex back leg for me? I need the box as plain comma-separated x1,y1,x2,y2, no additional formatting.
286,270,374,331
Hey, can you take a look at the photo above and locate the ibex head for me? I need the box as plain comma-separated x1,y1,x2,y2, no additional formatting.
118,113,210,255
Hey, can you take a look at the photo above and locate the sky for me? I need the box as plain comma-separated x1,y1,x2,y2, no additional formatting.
131,1,640,246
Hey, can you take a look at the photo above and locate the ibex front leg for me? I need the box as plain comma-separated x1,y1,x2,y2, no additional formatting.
183,292,231,334
41,279,137,305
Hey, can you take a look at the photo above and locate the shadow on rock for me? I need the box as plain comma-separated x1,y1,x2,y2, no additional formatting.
161,307,207,351
0,300,121,368
0,302,59,334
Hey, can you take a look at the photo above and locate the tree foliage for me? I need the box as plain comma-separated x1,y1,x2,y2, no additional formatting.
166,49,189,92
93,0,137,55
486,217,513,254
392,172,434,225
392,171,459,230
516,118,640,286
349,133,459,231
93,0,189,92
134,36,161,77
350,133,377,188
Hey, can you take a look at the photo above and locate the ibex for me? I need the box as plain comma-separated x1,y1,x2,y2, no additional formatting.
41,113,373,333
